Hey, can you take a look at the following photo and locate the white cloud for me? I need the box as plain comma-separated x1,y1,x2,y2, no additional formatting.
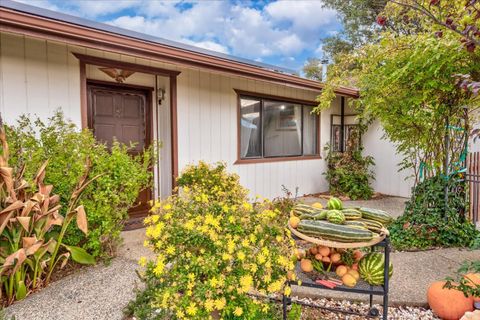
182,39,229,54
315,43,324,55
265,1,337,31
18,0,341,70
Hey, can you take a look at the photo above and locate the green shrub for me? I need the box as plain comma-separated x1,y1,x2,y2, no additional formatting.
0,124,95,305
390,175,479,250
324,144,375,200
129,162,295,319
5,111,153,259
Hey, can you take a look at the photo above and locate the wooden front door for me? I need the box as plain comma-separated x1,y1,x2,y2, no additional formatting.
87,82,152,229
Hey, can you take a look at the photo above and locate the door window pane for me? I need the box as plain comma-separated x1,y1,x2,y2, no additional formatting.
240,97,262,158
303,106,317,155
263,101,302,157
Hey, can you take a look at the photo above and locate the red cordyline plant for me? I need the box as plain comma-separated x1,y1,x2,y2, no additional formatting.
0,117,98,305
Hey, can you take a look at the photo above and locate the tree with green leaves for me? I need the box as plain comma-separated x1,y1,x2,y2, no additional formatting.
321,0,388,58
316,30,480,181
302,58,323,81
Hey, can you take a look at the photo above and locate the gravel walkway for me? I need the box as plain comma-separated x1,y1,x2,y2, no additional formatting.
4,228,149,320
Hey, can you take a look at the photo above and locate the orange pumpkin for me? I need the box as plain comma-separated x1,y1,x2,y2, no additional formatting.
427,281,474,320
464,273,480,303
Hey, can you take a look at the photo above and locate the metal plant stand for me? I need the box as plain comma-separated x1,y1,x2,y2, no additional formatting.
283,237,391,319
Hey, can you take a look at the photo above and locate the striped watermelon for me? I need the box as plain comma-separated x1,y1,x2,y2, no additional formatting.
326,210,345,224
327,197,343,210
358,252,393,285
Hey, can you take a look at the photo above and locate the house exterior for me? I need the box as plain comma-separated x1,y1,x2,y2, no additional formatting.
0,0,414,222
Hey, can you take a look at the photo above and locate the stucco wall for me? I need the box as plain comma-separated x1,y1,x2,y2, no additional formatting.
362,120,414,197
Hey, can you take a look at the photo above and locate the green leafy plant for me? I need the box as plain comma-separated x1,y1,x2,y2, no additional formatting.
129,162,296,319
445,260,480,298
5,111,153,259
390,175,479,250
287,303,302,320
0,123,95,305
324,143,375,200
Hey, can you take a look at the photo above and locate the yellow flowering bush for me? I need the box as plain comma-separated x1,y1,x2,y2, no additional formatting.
137,162,295,319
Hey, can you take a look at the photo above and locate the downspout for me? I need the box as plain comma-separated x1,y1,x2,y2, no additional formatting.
340,97,345,152
155,75,161,198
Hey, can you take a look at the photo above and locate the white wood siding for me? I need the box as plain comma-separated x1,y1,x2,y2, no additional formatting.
175,67,342,199
1,32,351,200
0,33,81,125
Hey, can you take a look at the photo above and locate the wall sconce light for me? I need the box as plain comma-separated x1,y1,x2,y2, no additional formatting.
157,88,166,105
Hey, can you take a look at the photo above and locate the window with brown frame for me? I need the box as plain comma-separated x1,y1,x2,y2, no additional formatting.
238,93,319,161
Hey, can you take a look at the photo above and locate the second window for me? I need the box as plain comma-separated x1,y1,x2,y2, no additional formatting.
239,95,318,159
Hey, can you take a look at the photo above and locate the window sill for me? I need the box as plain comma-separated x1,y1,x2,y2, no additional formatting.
234,155,322,165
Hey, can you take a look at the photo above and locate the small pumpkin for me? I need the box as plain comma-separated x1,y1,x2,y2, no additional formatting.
348,270,360,281
427,281,474,320
300,259,313,273
289,216,300,228
464,273,480,303
330,253,341,264
336,265,348,277
342,273,357,287
318,246,330,257
312,202,323,209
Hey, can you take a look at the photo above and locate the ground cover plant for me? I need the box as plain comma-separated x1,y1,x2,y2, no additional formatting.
0,122,95,305
390,175,479,250
127,162,296,319
6,111,153,259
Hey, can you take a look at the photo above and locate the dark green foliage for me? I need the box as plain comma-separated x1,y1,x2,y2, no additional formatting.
6,111,153,259
324,145,375,200
321,0,387,58
287,304,302,320
445,260,480,298
124,274,165,320
390,175,479,250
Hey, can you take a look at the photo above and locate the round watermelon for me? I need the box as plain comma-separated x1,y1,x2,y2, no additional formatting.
326,210,345,224
327,197,343,210
358,252,393,285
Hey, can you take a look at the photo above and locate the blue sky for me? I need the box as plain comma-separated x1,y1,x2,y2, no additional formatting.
18,0,342,72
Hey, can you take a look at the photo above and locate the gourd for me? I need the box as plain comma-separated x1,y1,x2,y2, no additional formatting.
289,216,300,228
327,197,343,210
357,218,384,232
427,281,474,320
297,220,374,242
326,210,346,224
342,208,362,220
342,273,357,287
344,220,368,230
312,202,323,209
358,252,393,285
359,207,393,225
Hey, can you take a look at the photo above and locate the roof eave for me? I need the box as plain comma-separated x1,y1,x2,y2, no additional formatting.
0,6,359,98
